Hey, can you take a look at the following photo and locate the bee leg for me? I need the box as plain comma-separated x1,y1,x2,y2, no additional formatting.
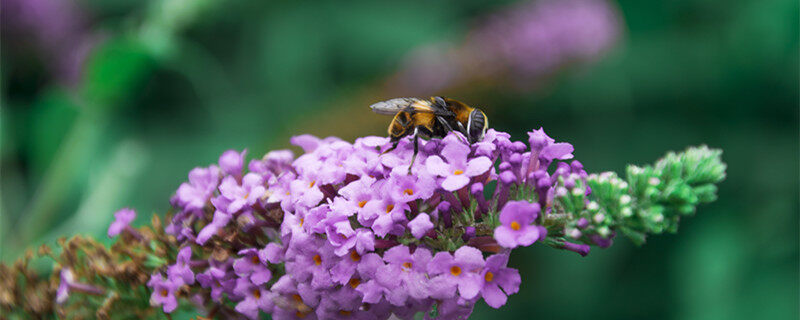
382,139,400,155
437,116,469,144
408,127,421,175
406,127,419,175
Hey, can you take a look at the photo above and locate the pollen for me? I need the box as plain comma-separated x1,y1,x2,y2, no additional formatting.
348,278,361,288
251,255,260,264
309,180,316,188
402,262,413,270
404,188,414,195
510,221,521,231
385,204,395,213
299,217,304,227
350,251,361,262
340,310,353,316
450,266,462,276
160,289,168,297
484,271,494,282
313,254,322,266
358,200,367,208
252,288,261,299
454,169,464,175
292,294,303,302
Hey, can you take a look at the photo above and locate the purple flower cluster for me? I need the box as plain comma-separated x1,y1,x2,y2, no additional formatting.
390,0,621,95
145,127,586,319
467,0,621,80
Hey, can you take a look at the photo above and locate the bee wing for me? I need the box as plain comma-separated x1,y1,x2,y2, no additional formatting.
370,97,429,115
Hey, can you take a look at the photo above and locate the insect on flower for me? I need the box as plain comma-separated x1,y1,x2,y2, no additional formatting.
370,96,489,170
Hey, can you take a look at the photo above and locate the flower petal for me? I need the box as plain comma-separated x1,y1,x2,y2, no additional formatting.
441,175,470,191
482,283,508,308
457,274,482,299
454,246,485,269
516,225,541,247
464,156,493,176
494,226,519,249
425,156,450,177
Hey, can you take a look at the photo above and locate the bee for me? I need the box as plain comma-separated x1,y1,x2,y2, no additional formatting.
370,96,489,170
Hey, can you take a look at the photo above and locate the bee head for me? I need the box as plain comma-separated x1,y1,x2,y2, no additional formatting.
467,109,488,144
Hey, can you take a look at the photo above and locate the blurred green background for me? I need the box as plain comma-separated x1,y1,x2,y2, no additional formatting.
1,0,797,319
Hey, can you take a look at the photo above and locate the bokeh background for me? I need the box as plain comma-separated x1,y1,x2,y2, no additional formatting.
1,0,798,319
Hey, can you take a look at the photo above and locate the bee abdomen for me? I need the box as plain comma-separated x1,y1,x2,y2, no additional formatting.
388,111,412,139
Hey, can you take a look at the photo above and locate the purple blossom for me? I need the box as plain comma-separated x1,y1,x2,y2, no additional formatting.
196,262,235,300
107,208,136,238
233,278,275,319
173,165,220,212
259,243,286,264
360,197,408,237
385,170,437,203
334,176,377,217
147,273,182,313
473,129,512,158
55,268,103,304
494,201,543,249
408,213,434,239
528,128,574,172
480,254,521,308
218,173,266,213
379,246,433,302
427,246,485,299
329,249,367,285
195,210,231,245
234,248,273,285
287,175,325,210
167,246,195,285
325,216,375,256
55,268,73,304
219,149,246,177
426,134,493,191
286,240,337,290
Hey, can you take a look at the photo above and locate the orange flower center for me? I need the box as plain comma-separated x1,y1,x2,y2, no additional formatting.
350,251,361,262
402,262,413,270
404,188,414,196
160,289,168,297
348,278,361,289
454,169,464,175
339,310,352,316
253,288,261,299
251,256,260,264
358,200,367,208
296,311,308,318
292,294,303,303
510,221,521,231
484,271,494,282
313,254,322,266
450,266,462,276
309,181,316,188
385,204,394,213
299,217,304,227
